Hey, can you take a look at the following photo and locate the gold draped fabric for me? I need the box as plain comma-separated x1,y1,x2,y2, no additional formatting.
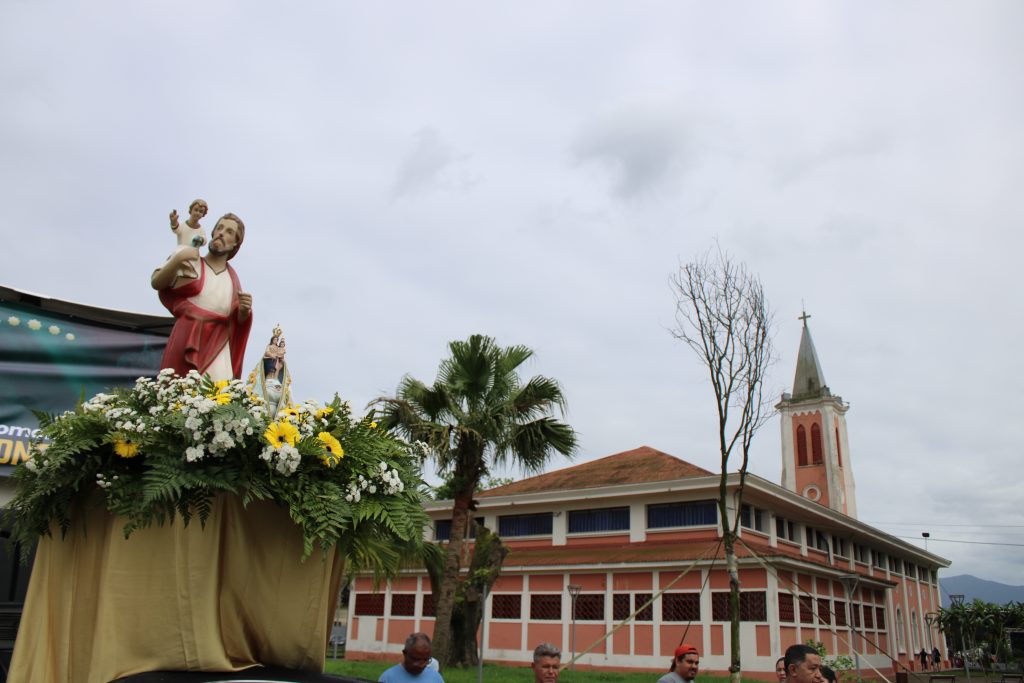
8,495,345,683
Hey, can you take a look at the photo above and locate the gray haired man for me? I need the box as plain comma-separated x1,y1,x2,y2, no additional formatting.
532,643,562,683
379,633,445,683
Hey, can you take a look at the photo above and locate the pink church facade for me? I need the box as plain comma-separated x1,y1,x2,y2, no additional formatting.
345,321,950,676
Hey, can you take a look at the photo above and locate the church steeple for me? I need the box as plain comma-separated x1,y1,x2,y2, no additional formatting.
776,312,858,518
792,312,830,400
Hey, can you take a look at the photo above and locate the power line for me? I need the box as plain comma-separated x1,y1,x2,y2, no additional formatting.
893,535,1024,548
866,521,1024,528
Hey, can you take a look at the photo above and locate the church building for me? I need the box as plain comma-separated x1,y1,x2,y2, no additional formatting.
344,319,949,676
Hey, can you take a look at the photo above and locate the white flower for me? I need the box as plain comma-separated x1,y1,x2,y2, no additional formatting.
27,319,42,330
274,443,301,475
64,332,76,341
379,461,388,472
23,459,37,473
368,484,377,494
7,316,20,326
185,445,205,462
48,325,60,335
211,431,234,450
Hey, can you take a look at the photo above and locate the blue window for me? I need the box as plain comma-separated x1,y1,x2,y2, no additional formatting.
434,518,482,541
647,500,717,529
498,512,553,537
568,507,630,534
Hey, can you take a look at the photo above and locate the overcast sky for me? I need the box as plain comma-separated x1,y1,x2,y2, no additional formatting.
2,2,1021,585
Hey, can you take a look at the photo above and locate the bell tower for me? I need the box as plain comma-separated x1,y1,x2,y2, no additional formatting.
776,312,857,518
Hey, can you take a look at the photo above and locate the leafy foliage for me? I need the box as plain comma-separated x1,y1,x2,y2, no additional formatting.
376,334,577,667
938,599,1024,666
5,370,430,569
806,639,856,683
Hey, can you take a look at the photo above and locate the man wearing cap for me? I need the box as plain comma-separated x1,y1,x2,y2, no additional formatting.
152,212,253,381
658,643,700,683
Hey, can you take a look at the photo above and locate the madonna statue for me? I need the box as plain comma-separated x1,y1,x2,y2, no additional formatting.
247,324,292,418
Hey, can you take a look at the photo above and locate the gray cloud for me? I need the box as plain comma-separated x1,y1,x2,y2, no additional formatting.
391,127,471,198
571,107,694,199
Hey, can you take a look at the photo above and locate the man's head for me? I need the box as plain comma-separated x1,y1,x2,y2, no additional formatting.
784,644,824,683
532,643,561,683
401,633,433,677
674,643,699,681
209,213,245,260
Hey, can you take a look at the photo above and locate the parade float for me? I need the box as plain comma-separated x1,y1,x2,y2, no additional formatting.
4,203,429,683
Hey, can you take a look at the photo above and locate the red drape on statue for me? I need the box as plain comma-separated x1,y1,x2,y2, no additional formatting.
158,261,252,379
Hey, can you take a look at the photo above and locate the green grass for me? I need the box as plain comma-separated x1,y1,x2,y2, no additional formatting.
323,658,740,683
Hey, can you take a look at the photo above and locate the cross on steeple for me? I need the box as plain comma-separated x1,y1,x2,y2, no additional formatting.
798,310,811,327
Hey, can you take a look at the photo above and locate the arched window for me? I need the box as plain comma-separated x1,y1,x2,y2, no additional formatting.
796,425,808,466
811,423,823,464
911,610,919,651
835,427,843,467
897,607,905,652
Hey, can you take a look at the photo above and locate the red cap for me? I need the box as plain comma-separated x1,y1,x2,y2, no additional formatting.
675,643,699,658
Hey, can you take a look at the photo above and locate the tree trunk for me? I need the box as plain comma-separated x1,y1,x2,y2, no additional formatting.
725,530,742,683
431,484,474,668
447,526,508,667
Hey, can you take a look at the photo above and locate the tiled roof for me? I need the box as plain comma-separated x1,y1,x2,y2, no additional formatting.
478,446,713,497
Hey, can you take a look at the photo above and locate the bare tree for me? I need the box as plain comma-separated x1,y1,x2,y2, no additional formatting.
670,245,775,683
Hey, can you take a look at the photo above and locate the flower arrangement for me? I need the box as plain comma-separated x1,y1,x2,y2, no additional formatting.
6,369,430,559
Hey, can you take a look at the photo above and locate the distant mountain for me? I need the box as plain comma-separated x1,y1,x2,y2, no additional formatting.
941,575,1024,606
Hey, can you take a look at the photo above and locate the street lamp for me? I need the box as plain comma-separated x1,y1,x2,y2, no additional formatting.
922,532,930,552
567,584,582,670
950,594,970,683
840,574,863,683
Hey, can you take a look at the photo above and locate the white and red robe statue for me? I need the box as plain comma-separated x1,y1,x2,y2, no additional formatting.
158,259,252,381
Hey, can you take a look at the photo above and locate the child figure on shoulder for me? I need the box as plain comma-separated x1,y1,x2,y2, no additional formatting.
168,198,208,280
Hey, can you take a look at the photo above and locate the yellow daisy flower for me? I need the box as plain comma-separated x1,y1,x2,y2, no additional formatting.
264,421,299,449
207,380,232,401
315,407,334,420
316,432,344,467
369,421,378,429
114,438,139,458
282,406,300,421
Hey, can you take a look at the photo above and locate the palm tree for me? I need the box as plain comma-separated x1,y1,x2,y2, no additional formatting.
376,334,578,667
